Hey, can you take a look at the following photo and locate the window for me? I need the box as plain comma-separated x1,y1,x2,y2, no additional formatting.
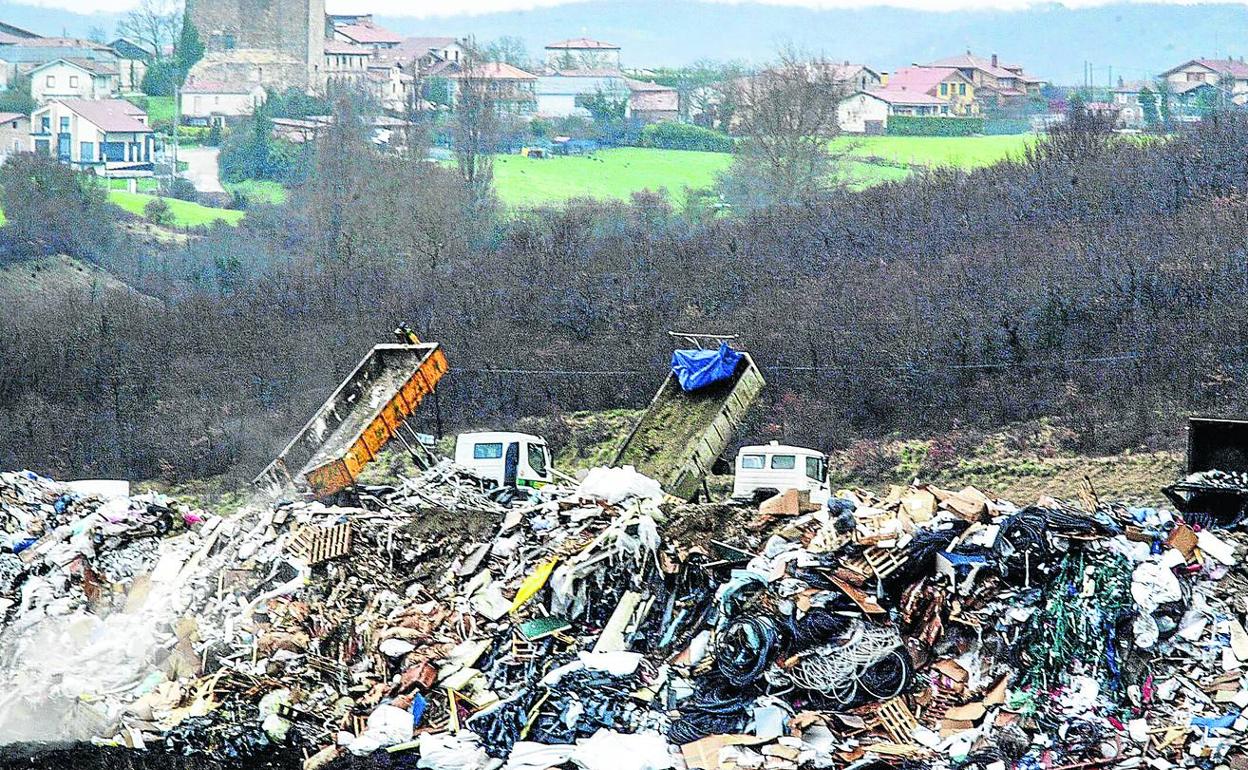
40,116,50,133
60,117,69,132
69,75,79,88
959,83,966,95
34,138,49,155
940,83,948,95
45,75,55,88
473,442,503,460
740,454,765,470
527,443,548,477
805,457,824,482
770,455,796,470
80,141,94,161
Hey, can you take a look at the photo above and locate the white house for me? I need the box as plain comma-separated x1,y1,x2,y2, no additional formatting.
837,89,949,133
29,58,120,102
180,80,267,125
31,98,154,176
0,111,29,159
544,38,621,70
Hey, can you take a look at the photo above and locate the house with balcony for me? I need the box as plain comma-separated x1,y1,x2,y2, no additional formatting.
1159,58,1248,106
921,51,1046,107
444,61,538,117
31,98,154,177
180,79,267,125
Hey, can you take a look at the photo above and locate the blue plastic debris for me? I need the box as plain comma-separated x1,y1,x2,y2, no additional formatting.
670,343,743,392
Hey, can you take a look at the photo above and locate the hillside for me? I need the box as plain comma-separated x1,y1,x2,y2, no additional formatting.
0,254,157,307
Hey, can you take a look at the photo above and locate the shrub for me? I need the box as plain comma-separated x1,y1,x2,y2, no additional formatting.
886,115,984,136
640,121,735,153
144,197,172,226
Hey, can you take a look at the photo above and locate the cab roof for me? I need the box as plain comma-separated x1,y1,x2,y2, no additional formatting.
737,442,825,457
457,431,546,444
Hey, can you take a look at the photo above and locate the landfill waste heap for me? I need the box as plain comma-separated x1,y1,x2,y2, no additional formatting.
3,461,1248,770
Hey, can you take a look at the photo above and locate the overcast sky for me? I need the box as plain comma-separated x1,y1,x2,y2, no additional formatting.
31,0,1248,15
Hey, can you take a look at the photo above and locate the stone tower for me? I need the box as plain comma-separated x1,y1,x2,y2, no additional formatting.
188,0,324,90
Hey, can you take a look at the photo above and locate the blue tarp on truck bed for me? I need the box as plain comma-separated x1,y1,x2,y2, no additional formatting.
671,343,743,392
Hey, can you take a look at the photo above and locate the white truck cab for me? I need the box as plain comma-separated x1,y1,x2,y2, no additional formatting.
454,432,553,489
730,441,829,504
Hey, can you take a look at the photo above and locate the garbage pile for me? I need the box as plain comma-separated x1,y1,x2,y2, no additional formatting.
4,465,1248,770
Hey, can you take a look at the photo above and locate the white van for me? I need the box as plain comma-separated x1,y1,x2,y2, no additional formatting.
730,442,829,504
453,432,553,489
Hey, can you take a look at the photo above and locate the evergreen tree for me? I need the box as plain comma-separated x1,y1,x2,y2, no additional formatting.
1139,85,1159,128
176,4,204,84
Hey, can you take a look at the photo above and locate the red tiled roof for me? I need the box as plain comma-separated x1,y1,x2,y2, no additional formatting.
447,61,537,80
546,37,619,50
1191,58,1248,78
19,37,110,50
30,57,117,75
884,66,966,95
324,39,372,55
0,111,26,123
55,98,150,132
182,79,259,94
927,52,1018,80
334,21,402,45
864,88,947,106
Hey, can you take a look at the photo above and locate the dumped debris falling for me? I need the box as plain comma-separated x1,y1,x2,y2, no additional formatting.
4,462,1248,770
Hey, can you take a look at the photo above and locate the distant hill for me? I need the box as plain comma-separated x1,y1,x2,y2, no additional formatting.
2,0,1245,84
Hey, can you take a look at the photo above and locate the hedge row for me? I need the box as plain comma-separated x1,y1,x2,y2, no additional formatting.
886,115,984,136
639,121,734,153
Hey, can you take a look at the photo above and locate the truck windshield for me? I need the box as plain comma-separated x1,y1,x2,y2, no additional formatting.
528,443,548,477
473,442,503,459
806,456,824,481
741,454,765,469
771,455,796,470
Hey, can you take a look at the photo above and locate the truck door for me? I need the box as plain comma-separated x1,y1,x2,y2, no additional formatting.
504,442,520,487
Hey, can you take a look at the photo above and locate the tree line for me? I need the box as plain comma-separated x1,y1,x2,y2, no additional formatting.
3,106,1248,483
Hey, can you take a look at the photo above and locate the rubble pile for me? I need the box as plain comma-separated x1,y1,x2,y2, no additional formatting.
4,466,1248,770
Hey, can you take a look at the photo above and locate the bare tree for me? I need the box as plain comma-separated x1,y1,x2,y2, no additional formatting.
117,0,182,61
482,36,532,71
452,49,500,211
719,50,849,208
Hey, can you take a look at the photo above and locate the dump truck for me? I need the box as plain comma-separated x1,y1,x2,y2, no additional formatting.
613,338,765,501
1163,416,1248,523
255,341,449,499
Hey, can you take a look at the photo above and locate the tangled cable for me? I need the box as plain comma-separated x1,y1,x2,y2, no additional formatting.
765,621,911,707
716,615,783,687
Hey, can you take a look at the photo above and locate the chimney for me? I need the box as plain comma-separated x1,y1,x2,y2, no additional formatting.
1118,75,1124,87
991,53,998,68
966,49,972,55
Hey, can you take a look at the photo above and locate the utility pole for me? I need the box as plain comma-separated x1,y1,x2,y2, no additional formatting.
172,82,180,194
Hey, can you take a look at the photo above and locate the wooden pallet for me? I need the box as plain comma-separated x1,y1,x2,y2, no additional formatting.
288,522,353,565
877,698,919,744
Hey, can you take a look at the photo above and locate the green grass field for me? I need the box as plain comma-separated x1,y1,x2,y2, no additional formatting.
127,95,176,124
489,135,1032,207
107,191,245,227
225,180,290,205
833,134,1034,168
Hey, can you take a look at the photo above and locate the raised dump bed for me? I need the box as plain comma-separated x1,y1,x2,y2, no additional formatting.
255,343,449,498
613,352,765,501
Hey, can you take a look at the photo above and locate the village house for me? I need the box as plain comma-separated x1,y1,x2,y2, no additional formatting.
444,61,538,117
0,111,29,158
1111,79,1152,128
379,37,465,75
879,66,978,115
29,58,119,102
0,37,118,91
815,62,883,92
544,38,621,71
535,70,678,123
327,15,402,52
836,89,949,133
1159,58,1248,105
921,51,1045,106
180,79,267,125
323,38,373,87
30,98,154,177
107,37,153,93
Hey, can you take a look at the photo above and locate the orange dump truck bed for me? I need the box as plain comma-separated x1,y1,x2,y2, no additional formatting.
255,343,449,498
